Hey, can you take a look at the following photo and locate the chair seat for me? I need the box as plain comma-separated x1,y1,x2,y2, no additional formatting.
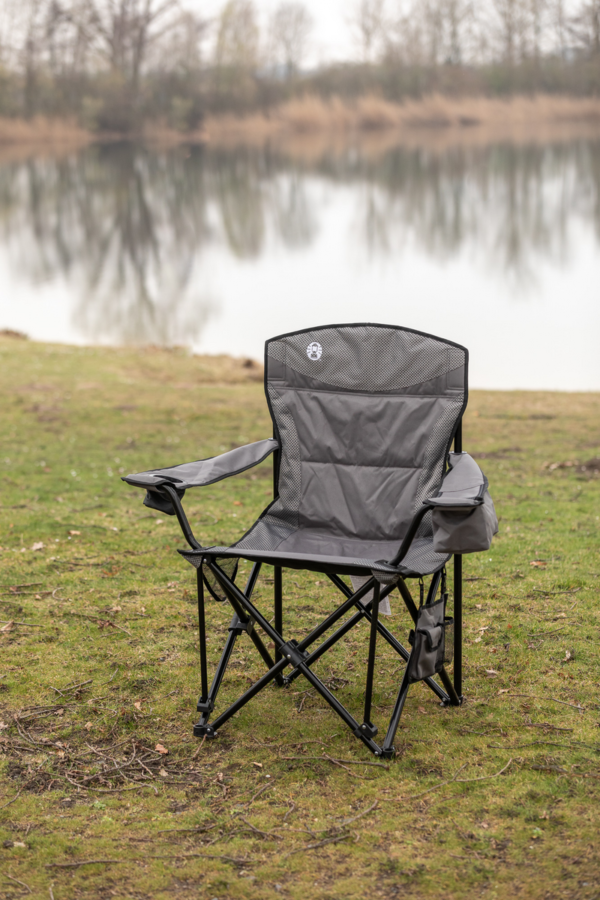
181,516,449,578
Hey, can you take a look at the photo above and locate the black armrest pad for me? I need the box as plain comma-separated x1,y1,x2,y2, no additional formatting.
122,438,279,491
426,452,487,509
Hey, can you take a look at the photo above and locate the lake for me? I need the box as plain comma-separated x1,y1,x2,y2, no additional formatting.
1,137,599,390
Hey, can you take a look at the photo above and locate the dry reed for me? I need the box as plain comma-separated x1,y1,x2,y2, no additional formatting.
202,93,600,145
0,116,90,147
2,95,600,158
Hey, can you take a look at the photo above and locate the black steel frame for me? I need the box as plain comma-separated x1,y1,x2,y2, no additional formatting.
152,425,464,759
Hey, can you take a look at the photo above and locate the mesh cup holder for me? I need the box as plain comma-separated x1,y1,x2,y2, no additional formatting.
202,558,239,602
443,616,454,666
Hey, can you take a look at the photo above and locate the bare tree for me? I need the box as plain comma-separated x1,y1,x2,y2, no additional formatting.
268,1,313,77
81,0,180,95
491,0,525,64
214,0,259,71
569,0,600,56
349,0,387,63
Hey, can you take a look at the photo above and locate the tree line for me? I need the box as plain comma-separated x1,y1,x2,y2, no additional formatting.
1,0,600,132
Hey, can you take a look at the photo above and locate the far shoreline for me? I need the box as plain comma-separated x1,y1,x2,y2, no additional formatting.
2,93,600,156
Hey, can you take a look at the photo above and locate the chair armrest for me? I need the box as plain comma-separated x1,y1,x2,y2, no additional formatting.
122,438,279,491
426,452,487,509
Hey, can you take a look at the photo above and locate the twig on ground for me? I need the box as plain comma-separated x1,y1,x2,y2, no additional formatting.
532,588,581,595
46,859,121,870
326,757,388,769
0,620,43,627
0,788,23,810
337,800,378,827
282,801,296,821
247,782,274,805
416,759,514,800
156,824,218,835
506,694,585,711
412,763,469,798
97,666,120,686
2,873,31,893
1,582,43,590
62,611,132,636
284,833,352,858
51,679,93,696
239,816,282,841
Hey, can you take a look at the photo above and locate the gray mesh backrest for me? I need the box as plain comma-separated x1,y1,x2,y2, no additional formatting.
263,324,466,546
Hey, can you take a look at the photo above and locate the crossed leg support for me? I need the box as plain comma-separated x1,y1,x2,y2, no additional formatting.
192,559,461,757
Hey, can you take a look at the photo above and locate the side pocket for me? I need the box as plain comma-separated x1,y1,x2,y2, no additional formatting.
432,490,499,554
407,597,447,684
202,558,239,602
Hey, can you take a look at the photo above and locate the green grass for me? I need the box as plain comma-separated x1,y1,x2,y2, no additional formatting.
0,334,599,900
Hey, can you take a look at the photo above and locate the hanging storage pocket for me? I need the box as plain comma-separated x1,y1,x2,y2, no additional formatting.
432,490,498,554
202,558,239,602
407,597,452,684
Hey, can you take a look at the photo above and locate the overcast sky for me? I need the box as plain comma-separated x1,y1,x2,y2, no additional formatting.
196,0,357,64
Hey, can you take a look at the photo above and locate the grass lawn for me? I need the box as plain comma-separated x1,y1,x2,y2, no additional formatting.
0,334,599,900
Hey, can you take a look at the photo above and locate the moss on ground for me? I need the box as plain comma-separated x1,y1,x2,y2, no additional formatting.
0,335,599,899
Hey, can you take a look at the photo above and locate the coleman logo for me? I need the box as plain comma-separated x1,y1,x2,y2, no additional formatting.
306,341,322,361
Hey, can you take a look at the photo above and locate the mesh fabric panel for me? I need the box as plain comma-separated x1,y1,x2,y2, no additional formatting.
267,325,464,392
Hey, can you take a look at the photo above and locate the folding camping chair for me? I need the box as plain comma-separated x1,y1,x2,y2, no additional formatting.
123,324,497,758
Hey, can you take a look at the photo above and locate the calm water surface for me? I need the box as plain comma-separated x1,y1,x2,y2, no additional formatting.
1,140,599,390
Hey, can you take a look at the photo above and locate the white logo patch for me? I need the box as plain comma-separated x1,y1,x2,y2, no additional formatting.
306,341,322,361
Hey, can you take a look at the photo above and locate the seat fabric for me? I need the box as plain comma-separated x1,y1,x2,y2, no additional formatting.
184,325,467,577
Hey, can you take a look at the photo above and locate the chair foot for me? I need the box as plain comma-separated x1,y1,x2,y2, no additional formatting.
354,721,378,739
380,747,396,760
440,694,464,708
193,722,218,738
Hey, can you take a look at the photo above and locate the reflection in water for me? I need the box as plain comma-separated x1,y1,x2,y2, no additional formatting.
0,139,599,345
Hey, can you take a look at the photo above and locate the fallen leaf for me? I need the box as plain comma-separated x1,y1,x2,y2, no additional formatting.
31,542,44,551
252,761,263,768
68,530,81,536
475,604,482,610
498,689,510,694
84,721,92,731
110,606,122,613
479,822,489,829
159,768,168,777
233,501,243,506
57,708,64,716
563,650,575,662
0,721,7,729
216,772,224,782
134,701,142,710
12,841,26,848
530,561,547,568
418,706,428,715
474,637,482,643
1,621,14,632
485,669,499,676
56,750,65,759
155,743,169,755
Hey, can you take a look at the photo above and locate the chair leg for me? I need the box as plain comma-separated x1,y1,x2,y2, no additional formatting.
454,553,463,699
274,566,283,665
196,568,209,705
194,626,238,734
363,581,380,727
381,667,411,758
